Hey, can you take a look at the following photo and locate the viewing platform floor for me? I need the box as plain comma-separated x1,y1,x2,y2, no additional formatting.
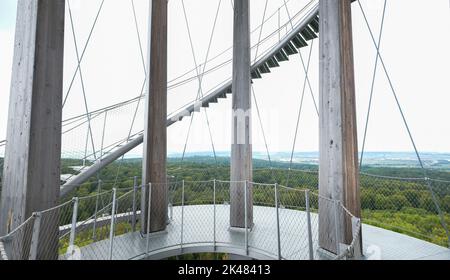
66,205,450,260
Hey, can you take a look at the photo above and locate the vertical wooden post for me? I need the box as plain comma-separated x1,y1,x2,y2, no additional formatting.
0,0,65,260
318,0,362,255
141,0,168,234
230,0,253,229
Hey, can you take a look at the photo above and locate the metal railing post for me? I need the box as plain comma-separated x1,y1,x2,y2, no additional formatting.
274,183,282,260
146,183,152,256
305,190,314,260
29,212,42,260
181,180,185,252
132,176,138,232
92,179,102,240
109,188,117,260
244,180,249,256
69,197,79,251
213,179,217,250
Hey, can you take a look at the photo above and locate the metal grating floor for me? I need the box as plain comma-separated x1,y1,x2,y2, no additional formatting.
64,205,450,260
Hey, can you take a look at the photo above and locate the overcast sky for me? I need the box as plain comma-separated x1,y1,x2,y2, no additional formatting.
0,0,449,159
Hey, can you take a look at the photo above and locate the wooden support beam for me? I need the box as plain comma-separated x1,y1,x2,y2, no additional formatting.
141,0,168,234
230,0,253,229
0,0,65,260
318,0,362,256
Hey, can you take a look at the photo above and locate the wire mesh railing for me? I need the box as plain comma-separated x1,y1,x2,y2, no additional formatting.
334,203,363,260
110,188,141,260
3,166,450,260
182,181,215,245
0,176,363,260
359,173,450,247
277,186,315,260
0,216,35,260
169,166,450,248
67,191,115,260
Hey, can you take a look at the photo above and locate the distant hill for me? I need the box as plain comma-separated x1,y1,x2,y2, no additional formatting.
168,156,317,170
107,155,450,180
167,151,450,170
2,151,450,185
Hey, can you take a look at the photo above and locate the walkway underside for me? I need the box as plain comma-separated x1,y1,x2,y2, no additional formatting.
61,205,450,260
